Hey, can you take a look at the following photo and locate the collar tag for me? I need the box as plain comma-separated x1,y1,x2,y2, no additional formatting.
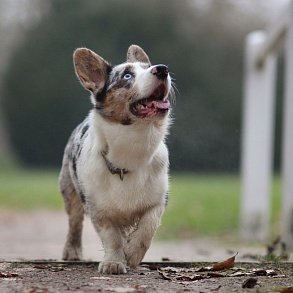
101,150,129,181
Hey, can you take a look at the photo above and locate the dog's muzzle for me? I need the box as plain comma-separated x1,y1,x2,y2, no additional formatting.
151,65,169,80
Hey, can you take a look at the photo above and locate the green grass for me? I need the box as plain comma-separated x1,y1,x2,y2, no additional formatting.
0,168,281,238
0,168,62,210
159,174,241,239
159,174,281,239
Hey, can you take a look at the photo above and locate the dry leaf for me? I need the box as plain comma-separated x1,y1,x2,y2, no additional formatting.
49,266,64,272
207,272,225,278
229,271,252,277
0,272,19,278
272,274,286,278
175,274,203,281
158,268,205,282
252,268,278,277
160,266,182,273
266,269,278,276
212,252,238,271
252,269,267,276
242,277,258,289
158,271,172,281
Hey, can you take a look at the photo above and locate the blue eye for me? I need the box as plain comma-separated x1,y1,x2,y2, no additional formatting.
123,73,132,80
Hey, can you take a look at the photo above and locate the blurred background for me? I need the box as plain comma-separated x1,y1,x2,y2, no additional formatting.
0,0,288,246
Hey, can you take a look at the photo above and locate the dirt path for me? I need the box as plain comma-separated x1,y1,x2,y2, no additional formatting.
1,261,293,292
0,210,272,262
1,211,293,292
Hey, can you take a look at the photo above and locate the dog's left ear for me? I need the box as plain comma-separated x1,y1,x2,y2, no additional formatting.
73,48,111,94
127,45,151,64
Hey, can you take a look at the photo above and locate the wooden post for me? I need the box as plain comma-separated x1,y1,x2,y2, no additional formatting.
240,31,277,241
281,0,293,249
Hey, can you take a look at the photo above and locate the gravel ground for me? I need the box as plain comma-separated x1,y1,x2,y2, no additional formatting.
1,261,293,292
1,211,293,292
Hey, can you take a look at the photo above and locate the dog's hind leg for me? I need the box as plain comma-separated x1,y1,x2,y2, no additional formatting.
59,166,84,260
62,188,84,260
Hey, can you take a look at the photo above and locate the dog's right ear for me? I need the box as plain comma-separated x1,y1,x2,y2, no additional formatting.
73,48,111,94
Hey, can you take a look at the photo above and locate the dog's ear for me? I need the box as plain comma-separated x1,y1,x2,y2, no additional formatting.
127,45,151,64
73,48,111,94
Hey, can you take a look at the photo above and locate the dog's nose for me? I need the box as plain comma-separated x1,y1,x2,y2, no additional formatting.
151,65,169,80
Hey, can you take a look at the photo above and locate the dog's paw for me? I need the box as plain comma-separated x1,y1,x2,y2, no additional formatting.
98,261,127,274
62,244,82,261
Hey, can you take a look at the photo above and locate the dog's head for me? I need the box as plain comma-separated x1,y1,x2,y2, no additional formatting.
73,45,173,125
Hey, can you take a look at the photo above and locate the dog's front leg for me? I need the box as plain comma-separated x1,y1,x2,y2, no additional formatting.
93,218,127,274
125,204,164,268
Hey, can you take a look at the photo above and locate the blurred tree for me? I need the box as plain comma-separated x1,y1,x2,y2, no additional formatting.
3,0,267,170
0,0,17,164
0,0,48,166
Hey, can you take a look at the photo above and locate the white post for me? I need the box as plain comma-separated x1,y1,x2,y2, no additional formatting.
281,0,293,249
240,31,277,241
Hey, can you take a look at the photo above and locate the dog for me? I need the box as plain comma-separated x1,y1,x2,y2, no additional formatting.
59,45,173,274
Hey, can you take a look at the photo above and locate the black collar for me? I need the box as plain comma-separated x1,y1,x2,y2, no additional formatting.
101,150,129,181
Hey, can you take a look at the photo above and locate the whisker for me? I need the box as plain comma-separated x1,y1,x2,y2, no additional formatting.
169,83,177,106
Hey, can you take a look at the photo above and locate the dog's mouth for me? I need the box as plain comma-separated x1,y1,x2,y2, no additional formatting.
130,84,170,118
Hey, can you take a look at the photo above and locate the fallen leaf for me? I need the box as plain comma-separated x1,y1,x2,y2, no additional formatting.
160,266,182,273
229,271,253,277
158,269,204,282
0,272,19,278
272,274,286,278
158,271,172,281
252,268,278,276
266,269,278,276
207,272,225,278
212,252,238,271
175,274,203,281
242,277,258,289
252,269,267,276
49,266,64,272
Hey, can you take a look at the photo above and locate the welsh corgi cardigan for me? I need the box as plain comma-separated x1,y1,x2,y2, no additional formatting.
59,45,173,274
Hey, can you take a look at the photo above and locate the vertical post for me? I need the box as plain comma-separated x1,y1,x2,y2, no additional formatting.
281,0,293,249
240,31,277,241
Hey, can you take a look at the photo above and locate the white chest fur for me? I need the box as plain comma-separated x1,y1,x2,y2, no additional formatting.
77,112,169,220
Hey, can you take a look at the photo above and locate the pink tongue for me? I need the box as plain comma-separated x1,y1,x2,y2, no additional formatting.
147,100,170,110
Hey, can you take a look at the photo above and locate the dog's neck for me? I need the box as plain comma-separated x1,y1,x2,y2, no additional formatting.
91,112,169,171
101,147,129,180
